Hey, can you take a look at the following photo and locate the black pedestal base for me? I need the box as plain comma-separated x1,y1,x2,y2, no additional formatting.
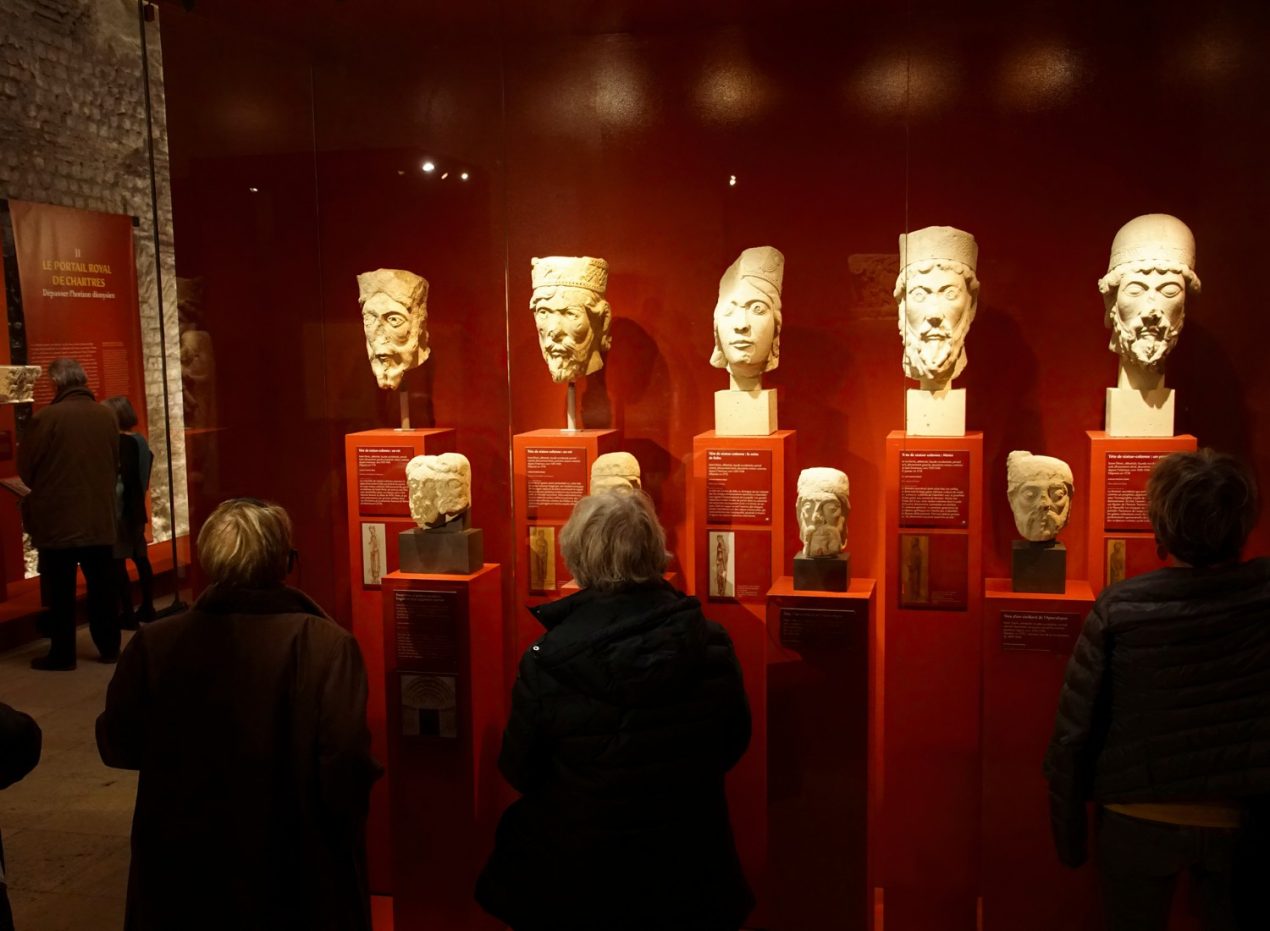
1012,540,1066,594
398,527,484,575
793,553,850,592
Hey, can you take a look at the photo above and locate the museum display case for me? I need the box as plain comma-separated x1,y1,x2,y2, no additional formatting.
4,0,1265,927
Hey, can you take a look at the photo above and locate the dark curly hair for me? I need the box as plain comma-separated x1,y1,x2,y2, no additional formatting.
1147,449,1259,568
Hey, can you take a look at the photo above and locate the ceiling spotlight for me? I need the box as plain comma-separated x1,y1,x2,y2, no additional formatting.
728,175,737,187
441,172,449,180
422,161,436,173
248,186,259,193
460,171,470,181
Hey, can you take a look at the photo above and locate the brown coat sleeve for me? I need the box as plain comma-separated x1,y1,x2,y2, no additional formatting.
317,635,383,820
96,629,149,770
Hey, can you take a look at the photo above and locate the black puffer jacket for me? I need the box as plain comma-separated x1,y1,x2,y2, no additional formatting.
1044,558,1270,867
476,581,754,931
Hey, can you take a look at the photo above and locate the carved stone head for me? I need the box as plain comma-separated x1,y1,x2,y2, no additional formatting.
590,451,641,494
1097,214,1200,374
530,256,612,384
1006,451,1073,542
406,453,472,530
796,467,851,558
711,246,784,385
895,226,979,390
0,365,41,404
357,268,429,390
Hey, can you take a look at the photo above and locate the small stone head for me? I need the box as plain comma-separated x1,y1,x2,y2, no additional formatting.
357,268,430,390
406,453,472,529
1006,450,1074,542
590,451,642,495
796,467,851,558
1097,214,1200,374
895,226,979,390
530,256,612,384
711,246,784,383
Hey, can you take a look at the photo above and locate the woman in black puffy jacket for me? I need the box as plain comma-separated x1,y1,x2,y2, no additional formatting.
477,489,754,931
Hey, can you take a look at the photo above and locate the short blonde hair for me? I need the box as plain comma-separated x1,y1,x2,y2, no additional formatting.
197,498,293,588
560,491,667,591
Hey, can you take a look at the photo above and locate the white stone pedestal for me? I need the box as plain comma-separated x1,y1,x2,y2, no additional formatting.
1105,386,1174,437
906,387,965,436
715,388,778,436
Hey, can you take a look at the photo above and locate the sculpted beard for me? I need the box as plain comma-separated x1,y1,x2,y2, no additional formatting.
1111,316,1178,371
805,524,843,557
903,315,966,382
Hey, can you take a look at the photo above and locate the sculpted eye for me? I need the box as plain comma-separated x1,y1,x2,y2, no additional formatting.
385,313,407,327
746,301,770,315
942,286,961,301
1123,283,1147,297
909,288,929,302
1159,284,1183,298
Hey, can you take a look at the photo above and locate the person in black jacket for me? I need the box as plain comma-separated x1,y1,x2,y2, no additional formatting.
102,396,156,629
476,490,754,931
1044,449,1270,930
0,702,42,931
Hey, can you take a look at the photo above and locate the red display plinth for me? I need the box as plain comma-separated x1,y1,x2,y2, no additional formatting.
765,576,876,931
982,579,1097,930
687,429,796,910
511,428,619,655
879,431,983,930
382,565,504,931
1086,431,1196,594
344,427,455,893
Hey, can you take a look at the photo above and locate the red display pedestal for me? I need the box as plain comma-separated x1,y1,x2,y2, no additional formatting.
511,428,619,656
879,430,982,930
1086,431,1196,594
982,579,1097,931
344,427,455,892
765,576,876,931
381,565,504,931
686,429,796,911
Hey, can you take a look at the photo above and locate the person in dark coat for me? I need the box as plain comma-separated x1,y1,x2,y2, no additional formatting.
97,497,382,931
1044,449,1270,930
0,702,41,931
476,489,754,931
101,396,155,628
18,357,120,669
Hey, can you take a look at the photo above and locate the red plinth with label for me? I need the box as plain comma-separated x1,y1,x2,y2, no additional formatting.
512,428,620,655
686,429,796,912
765,576,876,931
344,427,455,892
1087,431,1196,595
381,565,504,931
981,579,1096,930
879,431,983,931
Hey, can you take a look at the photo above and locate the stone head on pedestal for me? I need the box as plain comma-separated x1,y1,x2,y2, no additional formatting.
1006,451,1073,542
357,268,430,390
530,256,612,384
406,453,472,530
710,246,784,390
590,452,642,494
895,226,979,391
1097,214,1200,383
796,467,851,558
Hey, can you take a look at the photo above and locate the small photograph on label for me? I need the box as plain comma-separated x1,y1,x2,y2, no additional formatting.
362,522,386,587
529,525,557,593
899,533,930,607
708,530,736,599
400,673,457,739
1106,538,1127,587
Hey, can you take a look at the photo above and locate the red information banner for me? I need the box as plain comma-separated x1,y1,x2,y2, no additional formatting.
705,449,772,525
779,605,863,649
899,450,970,529
1000,610,1082,654
356,445,414,516
9,201,147,425
524,446,587,520
898,532,968,610
1105,452,1162,532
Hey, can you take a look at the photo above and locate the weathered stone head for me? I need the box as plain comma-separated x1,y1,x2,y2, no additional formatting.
357,268,429,390
1006,450,1073,542
530,256,612,384
796,467,851,558
711,246,784,388
406,453,472,530
590,451,641,494
895,226,979,391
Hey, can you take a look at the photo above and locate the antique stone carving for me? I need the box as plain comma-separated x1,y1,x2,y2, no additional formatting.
590,451,641,494
357,268,430,390
406,453,472,530
896,226,979,391
711,246,784,391
0,365,41,404
530,256,611,384
1098,214,1199,388
796,468,851,558
1006,451,1073,542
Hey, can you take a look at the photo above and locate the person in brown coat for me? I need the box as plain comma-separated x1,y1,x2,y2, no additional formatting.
18,358,120,669
97,497,382,931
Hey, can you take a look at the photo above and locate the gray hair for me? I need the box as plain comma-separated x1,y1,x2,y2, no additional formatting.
560,490,668,591
197,497,293,588
48,358,88,390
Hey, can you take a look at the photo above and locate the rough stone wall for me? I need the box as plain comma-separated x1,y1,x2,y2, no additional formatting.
0,0,189,554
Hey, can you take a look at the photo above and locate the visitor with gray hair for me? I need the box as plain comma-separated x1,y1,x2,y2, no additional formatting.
477,490,754,931
18,357,120,669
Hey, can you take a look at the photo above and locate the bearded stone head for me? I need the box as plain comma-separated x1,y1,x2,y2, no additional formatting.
796,467,851,558
406,453,472,530
895,226,979,391
530,256,612,384
357,268,430,390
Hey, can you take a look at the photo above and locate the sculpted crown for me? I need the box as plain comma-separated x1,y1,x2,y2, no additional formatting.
531,256,609,294
730,245,785,293
357,268,429,308
899,226,978,273
1107,214,1196,272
